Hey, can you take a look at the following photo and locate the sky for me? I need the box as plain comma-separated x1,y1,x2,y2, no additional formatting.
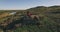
0,0,60,10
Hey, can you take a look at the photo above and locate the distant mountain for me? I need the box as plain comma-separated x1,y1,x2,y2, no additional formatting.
49,5,60,8
27,6,60,13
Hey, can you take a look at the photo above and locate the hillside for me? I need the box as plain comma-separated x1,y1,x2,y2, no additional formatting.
27,6,60,20
0,6,60,32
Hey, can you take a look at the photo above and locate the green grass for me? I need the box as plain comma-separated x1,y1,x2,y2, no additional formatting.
14,16,58,32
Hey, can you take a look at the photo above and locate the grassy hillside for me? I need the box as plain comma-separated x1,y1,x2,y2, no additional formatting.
13,6,60,32
0,6,60,32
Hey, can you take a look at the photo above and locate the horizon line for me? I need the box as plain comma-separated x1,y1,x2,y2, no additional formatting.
0,5,60,10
